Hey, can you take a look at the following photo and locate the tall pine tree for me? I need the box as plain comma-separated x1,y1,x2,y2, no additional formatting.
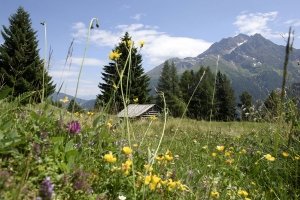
98,32,151,113
214,71,236,121
0,7,55,102
157,60,185,117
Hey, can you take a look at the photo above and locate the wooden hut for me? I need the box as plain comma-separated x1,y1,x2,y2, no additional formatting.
117,104,161,119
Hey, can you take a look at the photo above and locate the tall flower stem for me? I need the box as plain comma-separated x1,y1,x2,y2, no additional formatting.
40,22,47,103
72,18,99,116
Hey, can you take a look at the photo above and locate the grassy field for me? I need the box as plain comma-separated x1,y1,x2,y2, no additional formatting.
0,101,299,199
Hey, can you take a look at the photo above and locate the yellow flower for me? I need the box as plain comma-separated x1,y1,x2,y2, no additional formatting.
107,122,113,128
238,190,249,197
121,159,132,175
75,112,80,117
282,152,289,157
112,82,119,89
295,156,300,160
264,154,275,161
138,41,146,47
211,191,220,198
216,145,225,151
167,179,177,191
202,145,208,150
133,97,138,103
150,115,157,121
239,149,247,154
251,182,256,186
60,96,68,103
156,155,164,161
108,50,122,60
212,152,217,157
225,159,234,165
144,175,151,185
225,151,231,156
104,152,117,163
123,146,132,155
87,111,94,116
133,143,138,148
165,154,173,161
144,164,153,172
245,198,251,200
123,40,132,46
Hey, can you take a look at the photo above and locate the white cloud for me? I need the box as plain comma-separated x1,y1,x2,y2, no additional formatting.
71,57,106,66
71,23,212,67
120,5,130,10
233,11,278,38
285,19,300,27
131,13,146,21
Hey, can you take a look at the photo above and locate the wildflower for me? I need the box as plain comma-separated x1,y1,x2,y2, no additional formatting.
264,154,275,161
107,122,113,128
150,175,161,190
295,156,300,160
216,145,225,151
133,143,138,147
66,121,81,136
282,152,289,157
118,195,126,200
238,190,249,197
138,41,146,47
193,139,197,143
109,50,122,60
156,155,164,161
211,191,220,198
75,112,80,117
225,159,234,165
38,177,55,200
212,152,217,157
245,198,251,200
123,146,132,155
112,83,119,89
60,96,68,103
104,152,117,163
225,151,231,156
121,159,132,175
251,182,256,186
87,111,94,116
167,179,177,191
202,145,208,150
123,40,132,46
150,115,157,121
239,149,247,154
144,164,153,172
133,97,138,103
144,175,151,185
165,154,173,161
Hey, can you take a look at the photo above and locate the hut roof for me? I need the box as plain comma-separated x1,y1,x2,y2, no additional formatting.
117,104,158,118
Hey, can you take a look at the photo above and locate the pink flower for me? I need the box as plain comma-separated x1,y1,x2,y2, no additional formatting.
66,121,81,136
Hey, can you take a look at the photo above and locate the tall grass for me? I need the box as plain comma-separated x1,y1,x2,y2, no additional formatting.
0,26,300,200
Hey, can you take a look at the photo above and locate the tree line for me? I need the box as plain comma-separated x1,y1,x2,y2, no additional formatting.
0,7,296,122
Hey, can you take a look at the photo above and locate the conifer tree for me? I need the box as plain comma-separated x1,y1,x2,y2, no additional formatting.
0,7,55,102
239,91,253,120
97,32,151,113
157,60,185,117
180,70,194,104
264,90,280,120
214,71,236,121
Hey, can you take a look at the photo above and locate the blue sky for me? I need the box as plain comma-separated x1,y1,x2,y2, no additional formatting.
1,0,300,99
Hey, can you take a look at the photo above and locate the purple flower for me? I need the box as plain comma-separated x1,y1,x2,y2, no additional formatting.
38,177,55,200
66,121,81,136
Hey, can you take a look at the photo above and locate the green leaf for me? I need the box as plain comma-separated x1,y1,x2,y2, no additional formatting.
51,137,64,143
65,149,78,161
0,120,12,131
30,112,40,121
93,116,101,128
0,88,12,100
65,140,74,152
0,147,19,155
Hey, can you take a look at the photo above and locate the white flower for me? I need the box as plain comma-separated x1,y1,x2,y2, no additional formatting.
118,195,126,200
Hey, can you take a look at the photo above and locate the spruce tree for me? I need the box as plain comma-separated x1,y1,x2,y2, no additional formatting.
239,91,253,120
97,32,151,113
214,71,236,121
157,60,185,117
180,70,194,104
264,90,280,120
0,7,55,103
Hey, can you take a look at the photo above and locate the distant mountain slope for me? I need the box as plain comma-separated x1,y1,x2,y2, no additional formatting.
48,92,95,110
146,33,300,101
